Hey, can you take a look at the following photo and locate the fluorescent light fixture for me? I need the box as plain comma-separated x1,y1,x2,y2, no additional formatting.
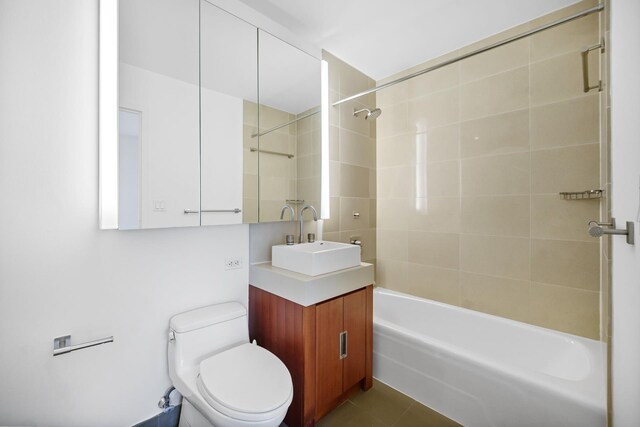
320,59,330,219
99,0,119,229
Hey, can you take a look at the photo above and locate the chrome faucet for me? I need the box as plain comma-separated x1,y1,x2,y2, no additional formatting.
298,205,318,243
280,204,295,221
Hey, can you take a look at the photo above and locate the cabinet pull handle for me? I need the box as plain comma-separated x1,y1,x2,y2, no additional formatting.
339,331,348,360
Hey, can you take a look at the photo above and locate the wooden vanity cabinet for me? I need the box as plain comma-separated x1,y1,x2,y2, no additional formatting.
249,285,373,427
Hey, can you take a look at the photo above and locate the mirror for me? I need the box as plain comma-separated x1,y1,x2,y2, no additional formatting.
118,0,200,229
254,30,322,222
110,0,324,229
200,1,257,226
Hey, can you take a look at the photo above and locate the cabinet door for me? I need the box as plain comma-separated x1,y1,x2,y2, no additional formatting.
343,289,366,391
315,297,343,418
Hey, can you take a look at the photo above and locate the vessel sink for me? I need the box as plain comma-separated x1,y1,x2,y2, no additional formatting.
272,241,361,276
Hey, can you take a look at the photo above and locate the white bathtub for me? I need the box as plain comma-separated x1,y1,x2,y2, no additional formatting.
373,288,607,427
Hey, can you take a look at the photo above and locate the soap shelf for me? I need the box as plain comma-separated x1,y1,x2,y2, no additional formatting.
559,189,603,200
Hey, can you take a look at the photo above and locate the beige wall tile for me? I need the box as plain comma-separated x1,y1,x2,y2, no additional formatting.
407,264,461,305
243,197,257,223
531,144,599,194
376,259,408,288
377,229,408,262
460,38,529,83
531,239,599,291
377,167,412,199
369,198,377,228
531,195,599,241
340,128,374,168
530,13,599,61
339,59,374,97
426,160,460,198
531,94,599,149
377,80,409,107
408,231,460,269
340,164,370,198
408,197,461,233
340,197,371,231
243,173,257,198
377,198,410,230
460,109,529,158
460,234,531,280
424,124,460,163
529,282,599,339
460,272,530,322
461,195,530,237
461,152,530,196
460,66,529,120
408,64,459,97
377,133,411,168
376,102,409,139
408,88,459,132
530,51,597,106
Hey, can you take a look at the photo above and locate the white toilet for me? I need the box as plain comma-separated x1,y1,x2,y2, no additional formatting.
168,302,293,427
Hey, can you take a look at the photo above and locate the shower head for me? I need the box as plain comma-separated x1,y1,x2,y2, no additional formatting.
353,107,382,120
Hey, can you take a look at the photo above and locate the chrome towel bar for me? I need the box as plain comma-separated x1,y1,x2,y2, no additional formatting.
53,335,114,356
581,40,604,92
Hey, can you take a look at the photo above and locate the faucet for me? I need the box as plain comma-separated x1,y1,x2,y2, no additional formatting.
298,205,318,243
280,204,295,221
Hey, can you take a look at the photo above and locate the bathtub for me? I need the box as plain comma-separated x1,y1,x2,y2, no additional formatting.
373,288,607,427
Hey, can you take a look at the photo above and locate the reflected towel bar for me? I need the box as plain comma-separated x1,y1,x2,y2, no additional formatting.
250,110,319,138
53,335,113,356
249,147,294,159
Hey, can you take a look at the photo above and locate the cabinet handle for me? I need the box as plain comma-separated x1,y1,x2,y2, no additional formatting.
339,331,348,360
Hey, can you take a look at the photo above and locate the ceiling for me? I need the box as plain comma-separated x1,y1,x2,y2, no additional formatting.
236,0,581,80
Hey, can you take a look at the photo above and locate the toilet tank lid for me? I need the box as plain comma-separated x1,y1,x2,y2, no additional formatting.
170,302,246,333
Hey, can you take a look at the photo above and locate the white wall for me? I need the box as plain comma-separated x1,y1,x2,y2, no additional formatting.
610,0,640,425
0,1,249,426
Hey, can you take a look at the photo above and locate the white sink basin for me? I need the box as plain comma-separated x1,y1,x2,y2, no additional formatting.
272,241,361,276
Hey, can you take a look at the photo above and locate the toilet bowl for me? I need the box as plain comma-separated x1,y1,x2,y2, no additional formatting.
168,302,293,427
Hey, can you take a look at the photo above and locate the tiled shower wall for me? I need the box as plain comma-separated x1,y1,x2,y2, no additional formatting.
322,52,377,264
375,0,603,339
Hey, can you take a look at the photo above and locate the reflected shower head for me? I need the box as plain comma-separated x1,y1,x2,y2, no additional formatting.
353,107,382,120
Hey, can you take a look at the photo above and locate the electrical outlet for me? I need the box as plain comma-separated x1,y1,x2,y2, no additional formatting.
225,257,242,270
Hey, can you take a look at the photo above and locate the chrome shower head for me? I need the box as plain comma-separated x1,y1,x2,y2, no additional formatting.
353,107,382,120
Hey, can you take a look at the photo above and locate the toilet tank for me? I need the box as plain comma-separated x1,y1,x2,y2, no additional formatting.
168,302,249,376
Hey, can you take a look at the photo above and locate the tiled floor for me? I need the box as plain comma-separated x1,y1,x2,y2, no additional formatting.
316,380,461,427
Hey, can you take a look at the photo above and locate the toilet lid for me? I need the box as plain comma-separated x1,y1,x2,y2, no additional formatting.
198,343,293,419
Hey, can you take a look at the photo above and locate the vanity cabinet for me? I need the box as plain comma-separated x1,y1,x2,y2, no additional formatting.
249,285,373,427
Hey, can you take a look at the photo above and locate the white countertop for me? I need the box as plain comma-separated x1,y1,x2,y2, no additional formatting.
249,261,375,306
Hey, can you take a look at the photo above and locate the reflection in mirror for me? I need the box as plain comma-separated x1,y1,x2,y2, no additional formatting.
200,1,256,225
118,0,200,229
254,30,322,222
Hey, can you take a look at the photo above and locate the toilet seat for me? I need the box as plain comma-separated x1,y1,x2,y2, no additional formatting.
196,343,293,422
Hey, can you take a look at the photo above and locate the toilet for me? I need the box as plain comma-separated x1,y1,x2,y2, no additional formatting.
168,302,293,427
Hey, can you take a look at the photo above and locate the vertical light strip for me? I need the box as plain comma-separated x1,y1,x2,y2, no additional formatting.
99,0,119,229
320,59,330,219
